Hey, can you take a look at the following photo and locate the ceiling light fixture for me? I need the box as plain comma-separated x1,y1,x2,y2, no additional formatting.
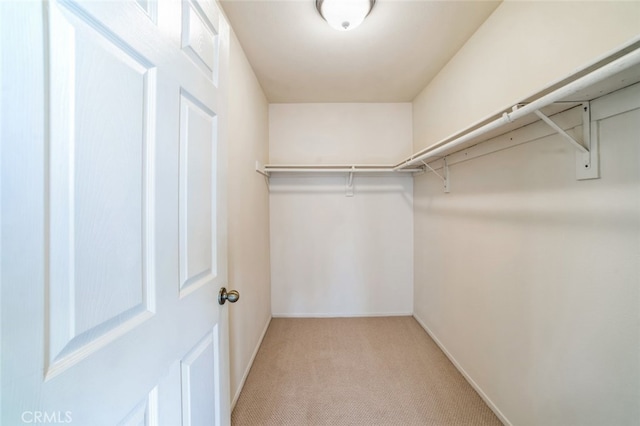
316,0,375,31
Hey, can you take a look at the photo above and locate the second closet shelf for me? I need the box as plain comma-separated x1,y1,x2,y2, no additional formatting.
257,163,423,177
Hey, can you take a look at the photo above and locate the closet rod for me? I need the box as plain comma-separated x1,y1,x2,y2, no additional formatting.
394,46,640,170
267,163,393,168
265,167,421,173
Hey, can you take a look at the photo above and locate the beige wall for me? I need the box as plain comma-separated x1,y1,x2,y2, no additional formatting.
269,104,414,317
269,103,413,164
413,0,640,152
227,32,271,407
412,2,640,424
269,174,414,317
413,82,640,424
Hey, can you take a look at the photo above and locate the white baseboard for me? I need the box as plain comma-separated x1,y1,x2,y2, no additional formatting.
412,314,512,426
231,316,272,410
272,312,413,318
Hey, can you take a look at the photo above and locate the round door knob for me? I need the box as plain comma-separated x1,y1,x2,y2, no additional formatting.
218,287,240,305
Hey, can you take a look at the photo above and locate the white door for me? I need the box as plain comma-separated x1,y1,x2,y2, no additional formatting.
1,0,231,424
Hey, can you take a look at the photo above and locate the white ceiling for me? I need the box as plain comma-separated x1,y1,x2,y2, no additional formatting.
219,0,501,103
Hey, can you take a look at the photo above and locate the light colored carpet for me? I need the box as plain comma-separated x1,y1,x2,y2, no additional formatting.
231,316,502,425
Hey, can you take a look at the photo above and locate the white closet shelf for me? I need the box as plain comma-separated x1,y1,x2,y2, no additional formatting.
394,42,640,173
255,41,640,189
258,164,423,176
254,163,422,197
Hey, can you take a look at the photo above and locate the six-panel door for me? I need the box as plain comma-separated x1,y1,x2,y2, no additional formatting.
1,0,230,424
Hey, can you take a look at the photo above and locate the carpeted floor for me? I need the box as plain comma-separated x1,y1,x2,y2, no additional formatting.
231,316,502,425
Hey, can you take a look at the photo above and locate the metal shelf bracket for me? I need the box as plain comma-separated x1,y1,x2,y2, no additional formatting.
577,102,599,180
255,160,271,191
534,102,599,180
423,157,450,193
346,166,355,197
255,160,270,178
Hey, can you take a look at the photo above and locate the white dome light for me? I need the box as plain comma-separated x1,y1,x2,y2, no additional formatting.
316,0,376,31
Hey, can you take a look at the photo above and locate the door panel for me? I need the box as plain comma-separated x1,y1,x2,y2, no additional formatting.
181,0,219,81
179,91,217,297
180,328,220,426
1,0,230,424
118,386,158,426
47,1,157,379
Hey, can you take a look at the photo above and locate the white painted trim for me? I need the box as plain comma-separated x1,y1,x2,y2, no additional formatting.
424,106,583,173
272,312,413,318
398,44,640,169
420,82,640,177
231,316,272,410
412,314,512,426
591,81,640,121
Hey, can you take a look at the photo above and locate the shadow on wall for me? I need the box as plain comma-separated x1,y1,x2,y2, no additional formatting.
413,187,638,232
268,175,414,207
